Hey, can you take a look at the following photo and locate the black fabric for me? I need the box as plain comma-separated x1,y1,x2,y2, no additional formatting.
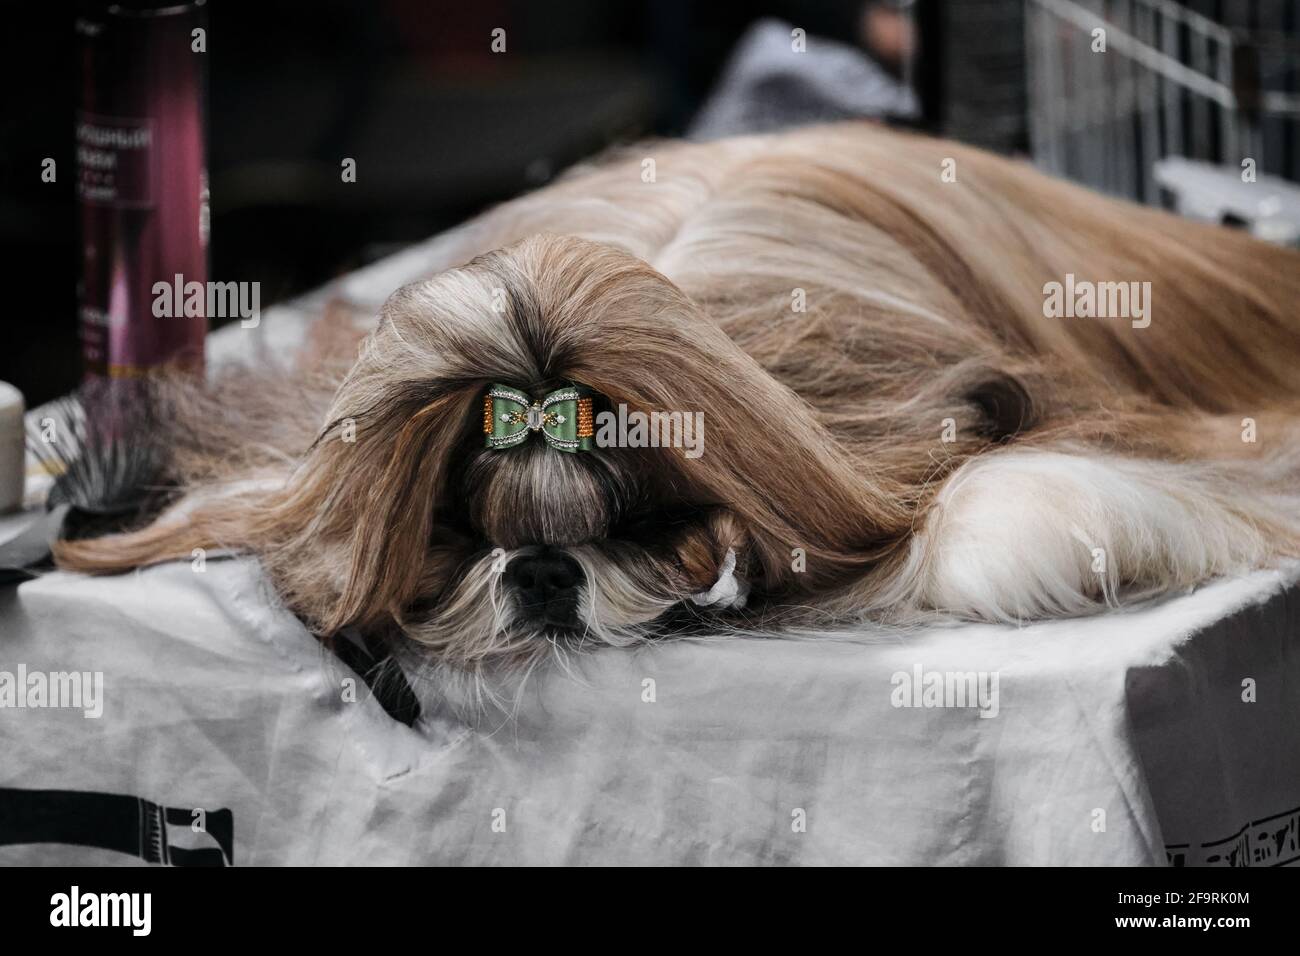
0,787,233,866
328,627,422,727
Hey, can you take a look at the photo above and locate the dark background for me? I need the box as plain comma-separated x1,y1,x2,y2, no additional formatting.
4,1,1294,408
2,0,939,406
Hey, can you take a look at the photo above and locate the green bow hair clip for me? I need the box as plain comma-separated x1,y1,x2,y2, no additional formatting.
483,384,596,453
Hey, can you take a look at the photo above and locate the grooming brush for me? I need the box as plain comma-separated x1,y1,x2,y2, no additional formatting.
0,379,170,583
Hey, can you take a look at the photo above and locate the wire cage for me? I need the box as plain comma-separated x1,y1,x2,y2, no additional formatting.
1025,0,1300,232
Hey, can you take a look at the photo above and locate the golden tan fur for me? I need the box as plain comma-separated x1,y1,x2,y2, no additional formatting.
54,122,1300,670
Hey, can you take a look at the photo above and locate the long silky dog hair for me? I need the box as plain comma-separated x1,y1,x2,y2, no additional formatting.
55,122,1300,677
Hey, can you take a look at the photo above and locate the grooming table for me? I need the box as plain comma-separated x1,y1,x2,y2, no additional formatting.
3,131,1299,864
1,553,1297,865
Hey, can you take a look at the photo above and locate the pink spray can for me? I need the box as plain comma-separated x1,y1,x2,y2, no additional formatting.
76,0,209,379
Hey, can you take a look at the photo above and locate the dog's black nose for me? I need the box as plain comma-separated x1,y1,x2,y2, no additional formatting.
507,549,583,625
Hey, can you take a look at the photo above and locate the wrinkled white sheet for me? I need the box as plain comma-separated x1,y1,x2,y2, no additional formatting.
2,556,1297,865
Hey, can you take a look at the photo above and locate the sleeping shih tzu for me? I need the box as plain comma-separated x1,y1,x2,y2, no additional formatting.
54,122,1300,680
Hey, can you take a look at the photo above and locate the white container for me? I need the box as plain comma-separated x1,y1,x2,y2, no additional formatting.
0,382,26,513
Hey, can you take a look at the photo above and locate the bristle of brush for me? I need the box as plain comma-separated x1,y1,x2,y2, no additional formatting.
25,378,173,540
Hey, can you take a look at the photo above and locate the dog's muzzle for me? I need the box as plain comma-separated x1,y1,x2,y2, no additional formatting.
505,548,584,628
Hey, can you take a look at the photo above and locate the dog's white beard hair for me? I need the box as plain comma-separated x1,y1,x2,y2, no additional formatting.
401,546,677,658
396,544,681,713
